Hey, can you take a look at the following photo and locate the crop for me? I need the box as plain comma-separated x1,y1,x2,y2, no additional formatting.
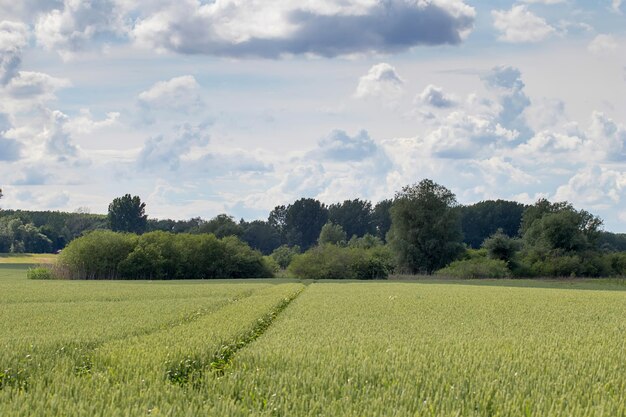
1,264,626,416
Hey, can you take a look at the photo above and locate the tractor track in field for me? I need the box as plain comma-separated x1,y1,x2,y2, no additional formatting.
167,285,306,386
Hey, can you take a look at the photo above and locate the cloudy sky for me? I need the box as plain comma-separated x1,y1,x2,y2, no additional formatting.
0,0,625,231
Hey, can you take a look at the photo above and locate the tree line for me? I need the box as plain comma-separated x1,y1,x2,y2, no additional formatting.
2,185,626,279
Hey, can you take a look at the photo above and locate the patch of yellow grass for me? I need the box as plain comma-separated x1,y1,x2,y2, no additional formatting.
0,253,58,264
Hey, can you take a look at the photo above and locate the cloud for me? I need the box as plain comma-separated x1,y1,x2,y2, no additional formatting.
315,129,380,162
588,34,618,55
613,0,623,13
5,71,71,100
34,0,127,59
138,75,202,111
417,84,457,108
138,122,210,171
40,110,88,164
354,63,404,102
554,166,626,210
0,112,21,161
65,109,120,134
0,21,29,85
492,5,555,43
427,111,518,159
132,0,476,58
483,66,532,140
586,111,626,161
12,167,49,185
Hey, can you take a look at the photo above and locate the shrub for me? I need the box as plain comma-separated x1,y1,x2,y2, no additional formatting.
58,230,137,279
57,231,273,279
27,266,55,280
270,245,300,269
288,244,394,280
436,258,511,279
482,229,521,263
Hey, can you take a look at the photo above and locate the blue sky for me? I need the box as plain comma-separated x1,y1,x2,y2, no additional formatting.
0,0,625,231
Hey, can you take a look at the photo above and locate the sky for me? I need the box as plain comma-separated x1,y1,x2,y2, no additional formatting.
0,0,625,232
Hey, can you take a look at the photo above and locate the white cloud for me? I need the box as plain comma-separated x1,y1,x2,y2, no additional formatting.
613,0,623,13
138,75,202,111
417,84,457,108
35,0,127,59
554,166,626,210
492,5,555,43
0,21,29,85
132,0,476,58
354,63,404,101
65,109,120,135
588,34,619,56
5,71,71,100
138,122,210,171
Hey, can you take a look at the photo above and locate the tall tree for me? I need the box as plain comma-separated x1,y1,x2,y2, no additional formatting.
459,200,526,248
195,214,243,238
284,198,328,250
241,220,282,255
372,199,393,241
328,199,374,239
521,200,603,253
388,180,463,274
108,194,148,234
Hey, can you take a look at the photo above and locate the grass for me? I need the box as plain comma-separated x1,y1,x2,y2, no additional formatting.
0,253,58,264
1,267,625,416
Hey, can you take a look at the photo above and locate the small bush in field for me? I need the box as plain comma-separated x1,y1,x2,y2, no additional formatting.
436,258,511,279
27,267,55,280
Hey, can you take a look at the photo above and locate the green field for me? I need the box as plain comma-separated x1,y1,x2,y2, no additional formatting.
1,264,626,416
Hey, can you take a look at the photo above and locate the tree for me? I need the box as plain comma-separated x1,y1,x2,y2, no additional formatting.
372,199,393,241
328,199,374,239
318,221,347,245
195,214,242,238
240,220,281,255
268,205,287,244
108,194,148,234
388,180,463,274
284,198,328,250
459,200,526,248
482,228,521,263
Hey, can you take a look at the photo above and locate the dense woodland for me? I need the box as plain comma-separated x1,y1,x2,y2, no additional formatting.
3,184,626,279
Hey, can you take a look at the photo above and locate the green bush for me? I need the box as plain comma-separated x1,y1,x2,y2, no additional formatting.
27,266,55,280
57,231,273,280
436,258,511,279
58,230,137,279
288,244,394,280
270,245,301,269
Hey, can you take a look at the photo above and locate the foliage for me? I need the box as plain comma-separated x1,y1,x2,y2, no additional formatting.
372,199,392,241
26,266,56,280
318,221,347,246
481,228,521,263
459,200,526,248
57,230,273,280
288,244,394,280
436,257,511,279
240,220,281,255
107,194,148,234
194,214,243,238
598,231,626,252
347,233,383,249
388,179,464,274
0,217,53,253
0,209,107,252
328,199,374,239
284,198,328,250
270,245,301,269
58,230,137,279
